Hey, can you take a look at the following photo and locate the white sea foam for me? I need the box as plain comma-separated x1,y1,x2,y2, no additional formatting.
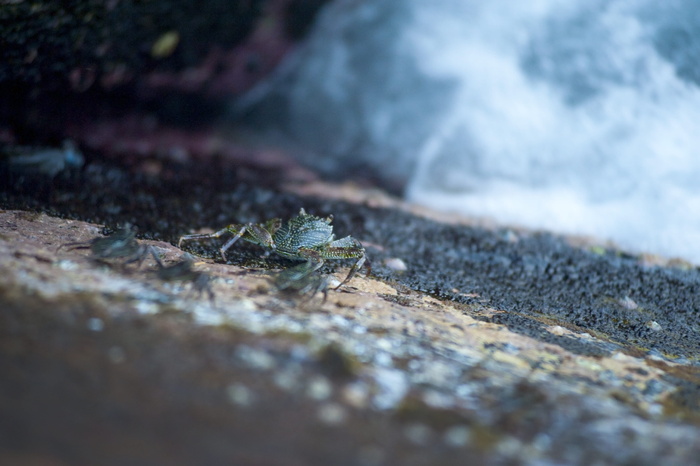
403,0,700,261
242,0,700,262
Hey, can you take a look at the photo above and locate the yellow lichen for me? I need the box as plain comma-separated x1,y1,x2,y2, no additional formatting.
151,30,179,58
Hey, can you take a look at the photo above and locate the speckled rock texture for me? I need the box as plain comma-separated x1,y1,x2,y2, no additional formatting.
1,156,700,465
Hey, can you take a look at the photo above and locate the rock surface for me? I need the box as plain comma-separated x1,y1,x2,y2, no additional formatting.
2,157,700,464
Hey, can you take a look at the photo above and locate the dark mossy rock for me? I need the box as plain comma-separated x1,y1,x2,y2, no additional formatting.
0,0,330,143
1,0,262,85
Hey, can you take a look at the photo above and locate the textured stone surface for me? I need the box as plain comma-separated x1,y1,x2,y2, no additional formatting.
2,203,700,465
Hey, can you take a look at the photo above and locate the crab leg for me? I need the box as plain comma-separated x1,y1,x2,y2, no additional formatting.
275,257,325,289
321,236,371,289
219,225,247,261
334,254,372,289
179,226,247,261
178,228,230,249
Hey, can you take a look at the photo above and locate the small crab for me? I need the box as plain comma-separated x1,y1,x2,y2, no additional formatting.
151,252,215,302
178,208,370,289
274,263,330,302
3,140,84,178
59,227,153,267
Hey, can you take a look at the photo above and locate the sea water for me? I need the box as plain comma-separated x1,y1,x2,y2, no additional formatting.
241,0,700,262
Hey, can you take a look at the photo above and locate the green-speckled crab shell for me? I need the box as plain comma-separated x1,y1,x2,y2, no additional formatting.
178,207,370,292
273,209,334,259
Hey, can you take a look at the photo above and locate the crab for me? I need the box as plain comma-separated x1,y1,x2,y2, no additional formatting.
178,208,370,289
275,266,330,302
3,140,84,178
59,226,153,267
151,252,215,302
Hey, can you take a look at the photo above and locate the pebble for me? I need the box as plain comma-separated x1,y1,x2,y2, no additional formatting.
618,296,639,310
646,320,662,332
383,257,407,272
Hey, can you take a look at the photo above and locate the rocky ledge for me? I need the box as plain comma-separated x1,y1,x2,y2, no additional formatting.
1,157,700,465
